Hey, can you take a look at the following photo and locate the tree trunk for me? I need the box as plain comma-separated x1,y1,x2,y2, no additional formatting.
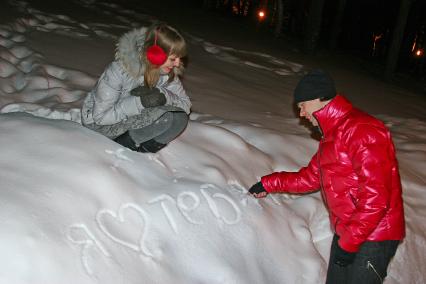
303,0,326,54
273,0,284,38
384,0,412,81
329,0,347,50
225,0,234,15
202,0,213,9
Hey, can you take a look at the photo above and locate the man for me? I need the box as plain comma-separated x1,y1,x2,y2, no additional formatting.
249,70,405,283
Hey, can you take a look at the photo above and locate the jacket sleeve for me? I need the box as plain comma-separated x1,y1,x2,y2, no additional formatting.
92,62,143,125
261,152,320,194
157,76,191,114
337,124,390,252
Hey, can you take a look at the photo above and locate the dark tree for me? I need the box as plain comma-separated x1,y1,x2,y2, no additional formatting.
385,0,413,80
273,0,284,38
329,0,347,50
303,0,326,54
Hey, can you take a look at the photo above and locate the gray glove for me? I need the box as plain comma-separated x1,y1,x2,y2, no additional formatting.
130,86,166,108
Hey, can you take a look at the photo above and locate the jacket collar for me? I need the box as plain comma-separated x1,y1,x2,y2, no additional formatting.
313,95,353,136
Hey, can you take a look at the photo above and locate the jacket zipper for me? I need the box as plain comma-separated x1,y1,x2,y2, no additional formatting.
314,114,329,211
318,141,331,214
367,261,383,282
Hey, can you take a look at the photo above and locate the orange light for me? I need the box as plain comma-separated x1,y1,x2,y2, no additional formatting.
258,10,265,19
373,34,383,42
414,49,424,57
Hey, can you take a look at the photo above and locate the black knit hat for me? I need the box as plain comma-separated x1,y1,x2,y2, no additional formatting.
294,69,336,104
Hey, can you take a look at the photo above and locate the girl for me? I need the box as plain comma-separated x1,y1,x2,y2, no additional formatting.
81,22,191,153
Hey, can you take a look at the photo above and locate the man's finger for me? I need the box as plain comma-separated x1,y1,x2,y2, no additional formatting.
254,192,267,198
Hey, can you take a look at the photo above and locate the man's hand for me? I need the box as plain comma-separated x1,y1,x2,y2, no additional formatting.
248,182,268,198
130,86,166,108
334,243,357,267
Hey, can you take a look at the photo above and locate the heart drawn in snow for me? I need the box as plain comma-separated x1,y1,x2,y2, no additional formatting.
96,203,153,257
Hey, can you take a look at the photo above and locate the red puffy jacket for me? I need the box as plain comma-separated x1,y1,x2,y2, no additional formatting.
261,95,405,252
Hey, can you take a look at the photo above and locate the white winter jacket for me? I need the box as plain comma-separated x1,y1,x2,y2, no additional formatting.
81,27,191,126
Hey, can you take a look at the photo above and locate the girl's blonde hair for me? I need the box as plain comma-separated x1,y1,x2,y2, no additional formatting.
142,22,187,88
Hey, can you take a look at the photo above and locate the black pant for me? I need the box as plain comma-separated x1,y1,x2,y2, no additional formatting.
326,234,399,284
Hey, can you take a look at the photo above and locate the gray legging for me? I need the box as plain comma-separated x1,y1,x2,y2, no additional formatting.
84,110,188,145
128,111,188,144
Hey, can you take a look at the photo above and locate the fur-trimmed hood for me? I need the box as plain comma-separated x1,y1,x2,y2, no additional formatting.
115,27,148,79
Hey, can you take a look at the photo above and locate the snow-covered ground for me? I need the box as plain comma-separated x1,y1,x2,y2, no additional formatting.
1,1,425,283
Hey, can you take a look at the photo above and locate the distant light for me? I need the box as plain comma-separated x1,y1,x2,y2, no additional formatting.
258,10,265,19
414,49,424,57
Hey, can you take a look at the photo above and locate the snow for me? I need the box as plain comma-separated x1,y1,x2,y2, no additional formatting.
1,0,425,283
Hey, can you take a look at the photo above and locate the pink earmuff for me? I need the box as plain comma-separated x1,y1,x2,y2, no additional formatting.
146,29,167,66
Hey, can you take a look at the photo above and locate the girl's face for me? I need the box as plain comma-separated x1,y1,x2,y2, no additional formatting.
160,54,181,74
